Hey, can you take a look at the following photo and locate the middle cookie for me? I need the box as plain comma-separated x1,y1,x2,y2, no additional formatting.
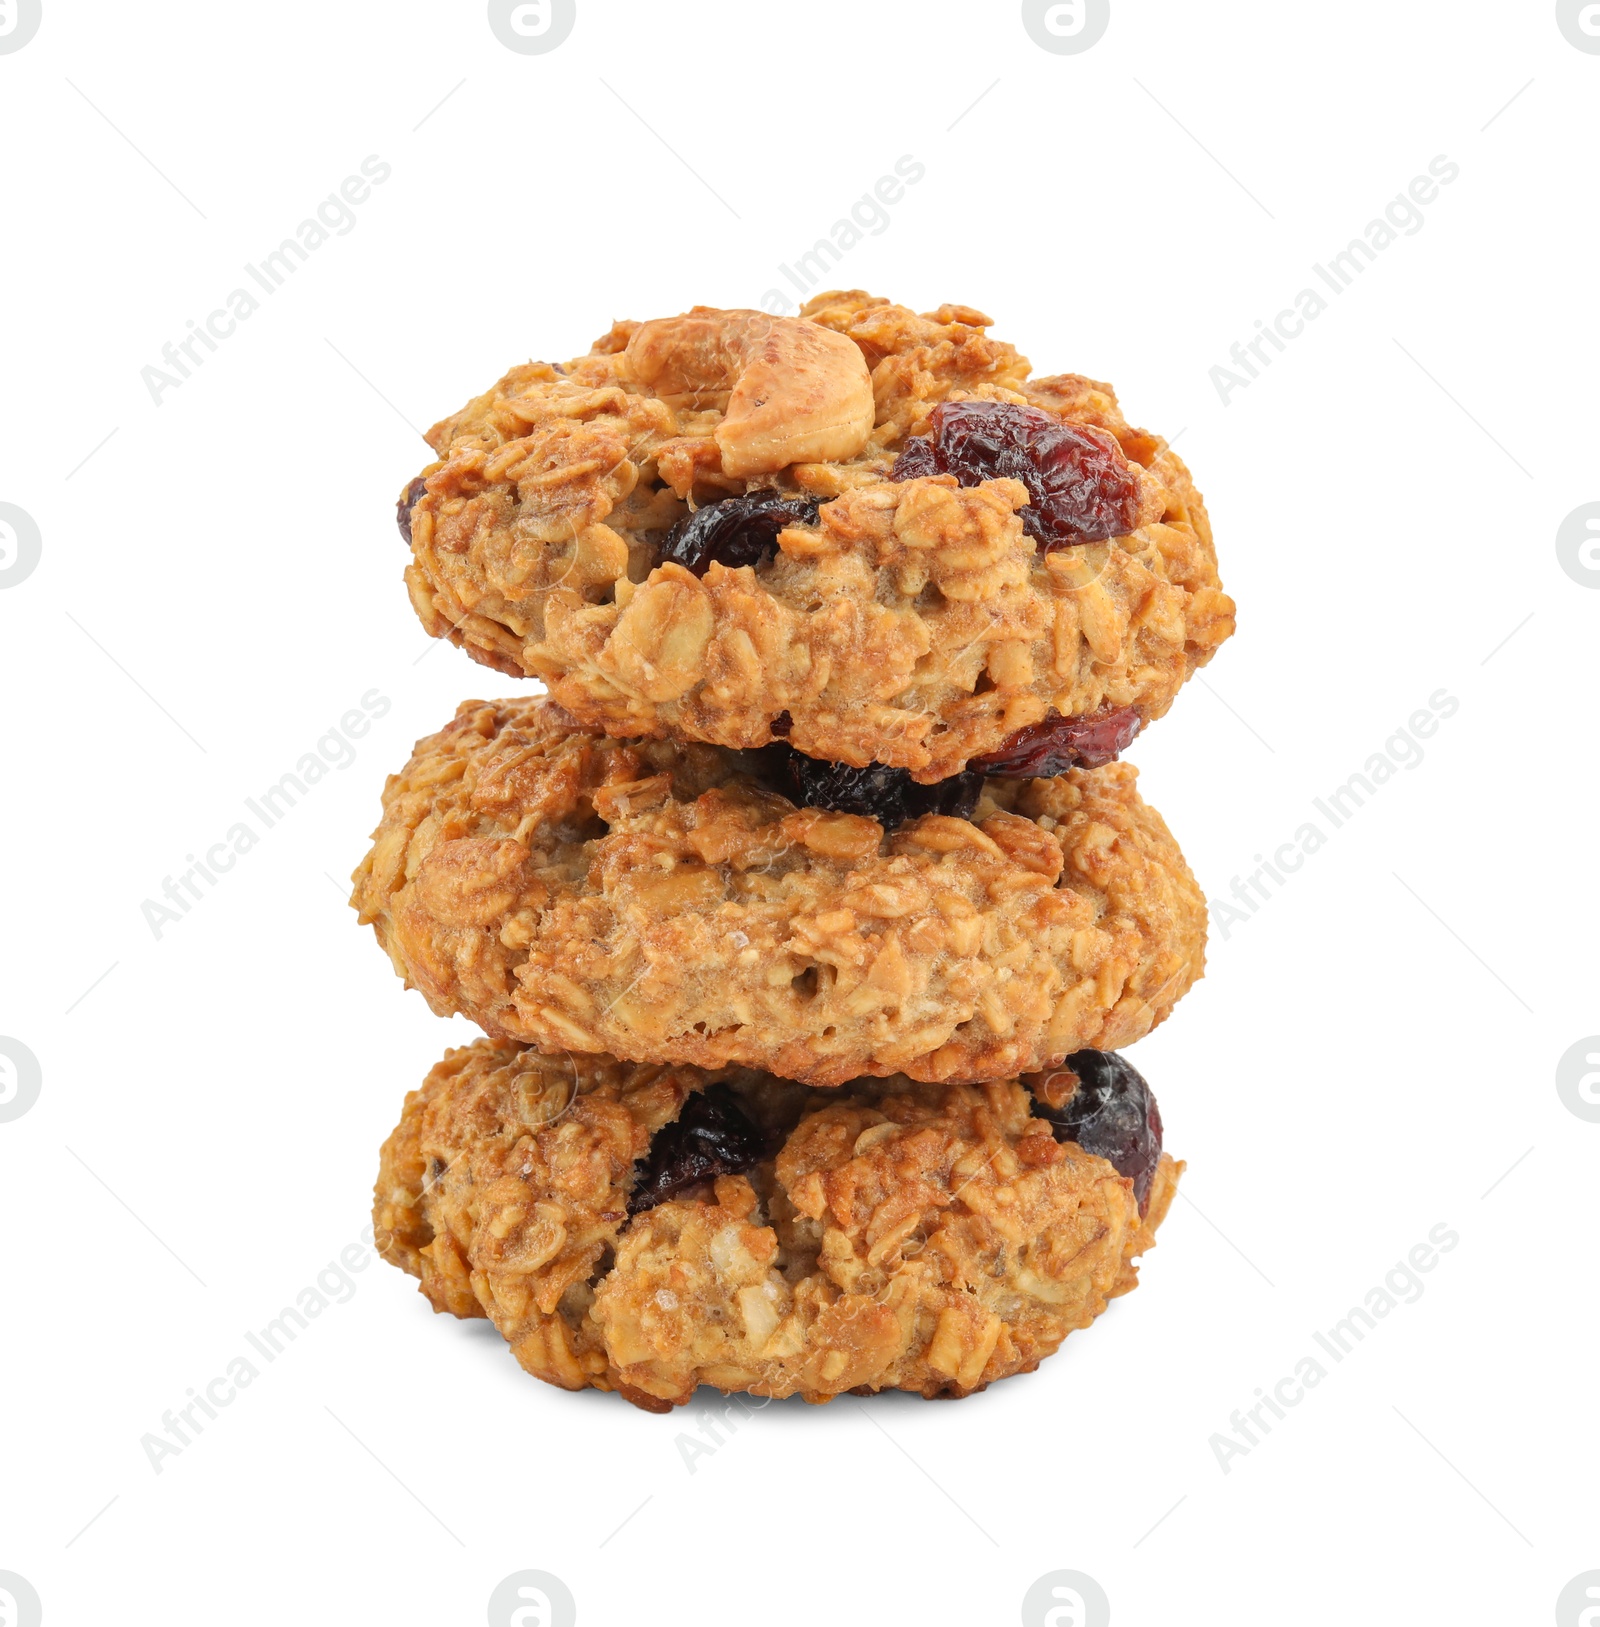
352,697,1206,1086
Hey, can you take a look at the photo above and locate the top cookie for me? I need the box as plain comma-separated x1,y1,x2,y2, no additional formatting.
400,292,1235,782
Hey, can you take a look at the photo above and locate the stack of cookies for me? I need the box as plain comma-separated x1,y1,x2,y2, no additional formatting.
354,293,1233,1410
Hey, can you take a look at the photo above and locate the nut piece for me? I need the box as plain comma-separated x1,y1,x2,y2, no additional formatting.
624,307,874,477
600,564,714,701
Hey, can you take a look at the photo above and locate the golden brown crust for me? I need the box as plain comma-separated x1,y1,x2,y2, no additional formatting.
374,1037,1181,1407
401,293,1235,779
350,697,1207,1086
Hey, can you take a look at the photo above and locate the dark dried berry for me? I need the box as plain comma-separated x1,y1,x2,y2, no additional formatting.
627,1087,766,1216
887,435,941,480
754,743,981,828
770,711,793,738
1028,1050,1163,1215
396,476,429,545
969,703,1143,777
901,771,984,824
658,490,819,577
890,400,1140,549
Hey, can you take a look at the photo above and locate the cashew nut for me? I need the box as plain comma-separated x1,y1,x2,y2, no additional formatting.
623,306,875,478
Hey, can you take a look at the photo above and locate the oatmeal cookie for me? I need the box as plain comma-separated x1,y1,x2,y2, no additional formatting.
350,696,1206,1087
374,1037,1181,1408
399,292,1234,781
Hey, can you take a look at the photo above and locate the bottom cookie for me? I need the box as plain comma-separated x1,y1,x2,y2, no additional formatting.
374,1039,1181,1408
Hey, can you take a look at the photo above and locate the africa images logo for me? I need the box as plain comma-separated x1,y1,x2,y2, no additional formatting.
1556,0,1600,51
1556,503,1600,589
0,1572,43,1627
1021,0,1109,54
487,1571,576,1627
1556,1038,1600,1123
0,503,42,590
488,0,576,53
0,0,43,54
0,1038,43,1124
1020,1570,1110,1627
1556,1572,1600,1627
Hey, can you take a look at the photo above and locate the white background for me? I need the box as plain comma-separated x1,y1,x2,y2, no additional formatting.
2,2,1597,1623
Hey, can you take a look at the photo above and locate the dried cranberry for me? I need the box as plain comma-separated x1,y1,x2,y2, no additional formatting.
658,490,819,577
1029,1050,1163,1215
890,400,1140,549
396,476,429,544
888,436,941,479
627,1087,766,1216
754,743,981,829
969,703,1143,777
